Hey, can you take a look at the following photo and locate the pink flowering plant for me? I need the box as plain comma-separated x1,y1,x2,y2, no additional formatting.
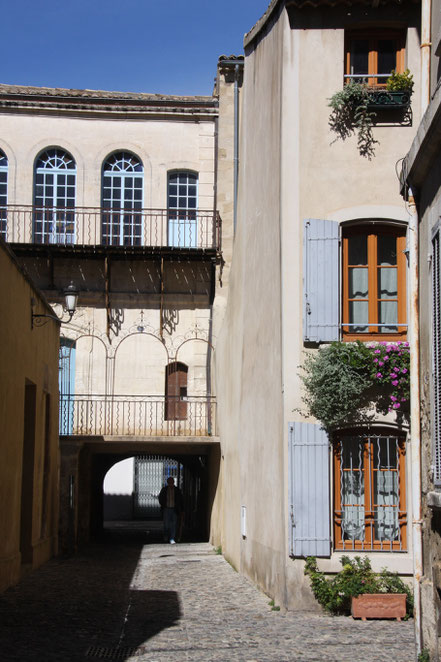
300,340,410,433
367,341,410,412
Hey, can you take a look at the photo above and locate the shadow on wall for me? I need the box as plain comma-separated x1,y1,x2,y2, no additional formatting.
0,542,181,661
104,494,134,520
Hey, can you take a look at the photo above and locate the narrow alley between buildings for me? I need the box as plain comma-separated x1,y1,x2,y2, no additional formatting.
0,535,415,662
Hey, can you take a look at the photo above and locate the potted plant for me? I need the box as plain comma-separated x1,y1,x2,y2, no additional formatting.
304,555,413,620
328,70,413,158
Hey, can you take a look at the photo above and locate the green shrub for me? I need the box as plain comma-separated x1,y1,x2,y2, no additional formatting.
386,69,414,93
304,555,413,617
299,341,410,433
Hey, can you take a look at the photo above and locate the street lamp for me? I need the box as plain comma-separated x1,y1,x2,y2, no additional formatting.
31,282,79,329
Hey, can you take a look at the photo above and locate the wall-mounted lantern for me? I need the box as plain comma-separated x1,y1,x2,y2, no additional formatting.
31,282,79,329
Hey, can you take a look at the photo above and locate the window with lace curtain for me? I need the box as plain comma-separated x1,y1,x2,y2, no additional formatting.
342,224,407,340
333,431,407,551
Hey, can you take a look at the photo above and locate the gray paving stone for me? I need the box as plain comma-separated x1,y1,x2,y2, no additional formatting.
0,540,415,661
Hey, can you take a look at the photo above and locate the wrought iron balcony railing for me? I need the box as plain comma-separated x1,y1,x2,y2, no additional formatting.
59,394,217,437
0,205,221,252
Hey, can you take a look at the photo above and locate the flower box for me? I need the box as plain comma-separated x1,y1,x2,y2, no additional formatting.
351,593,407,621
367,90,411,109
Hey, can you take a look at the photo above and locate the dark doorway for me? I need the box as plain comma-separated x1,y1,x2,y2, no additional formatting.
89,452,209,544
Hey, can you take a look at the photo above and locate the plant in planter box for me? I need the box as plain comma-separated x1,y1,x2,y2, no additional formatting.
304,555,413,618
328,70,413,158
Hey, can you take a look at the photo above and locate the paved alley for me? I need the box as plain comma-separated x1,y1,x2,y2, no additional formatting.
0,539,416,662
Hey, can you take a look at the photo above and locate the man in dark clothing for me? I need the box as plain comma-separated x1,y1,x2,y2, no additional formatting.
158,477,184,544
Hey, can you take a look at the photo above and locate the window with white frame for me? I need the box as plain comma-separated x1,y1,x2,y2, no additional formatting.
167,171,198,248
0,149,7,240
34,148,76,245
433,227,441,485
102,151,143,246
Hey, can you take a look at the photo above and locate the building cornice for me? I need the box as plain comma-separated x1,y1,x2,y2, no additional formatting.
0,84,218,121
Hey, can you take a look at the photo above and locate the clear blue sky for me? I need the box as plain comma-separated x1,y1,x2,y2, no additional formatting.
2,0,270,96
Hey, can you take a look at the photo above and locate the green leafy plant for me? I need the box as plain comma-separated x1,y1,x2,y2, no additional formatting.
299,341,410,433
215,545,222,555
328,82,378,159
418,649,431,662
386,69,414,93
329,71,413,158
304,555,413,617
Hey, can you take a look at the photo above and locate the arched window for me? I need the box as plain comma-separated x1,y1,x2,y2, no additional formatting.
0,150,8,240
333,429,407,551
165,362,188,420
168,171,198,248
102,151,143,246
34,148,76,245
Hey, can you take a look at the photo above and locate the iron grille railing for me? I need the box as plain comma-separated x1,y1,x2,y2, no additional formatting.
1,205,221,251
59,394,217,437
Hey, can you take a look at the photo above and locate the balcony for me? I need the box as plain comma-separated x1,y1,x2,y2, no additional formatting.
0,205,221,253
59,395,217,437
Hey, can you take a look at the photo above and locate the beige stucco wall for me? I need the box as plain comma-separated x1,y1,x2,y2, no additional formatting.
217,0,420,610
0,114,215,216
0,241,60,592
216,4,287,599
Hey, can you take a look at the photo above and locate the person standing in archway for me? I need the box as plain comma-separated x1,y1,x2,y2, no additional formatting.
158,477,184,544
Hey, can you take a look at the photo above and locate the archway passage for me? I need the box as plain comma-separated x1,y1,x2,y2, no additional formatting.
91,452,210,544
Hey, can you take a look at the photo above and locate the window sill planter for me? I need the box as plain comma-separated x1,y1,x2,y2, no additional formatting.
367,90,411,109
351,593,407,621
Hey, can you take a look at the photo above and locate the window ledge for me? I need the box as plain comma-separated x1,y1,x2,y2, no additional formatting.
427,491,441,510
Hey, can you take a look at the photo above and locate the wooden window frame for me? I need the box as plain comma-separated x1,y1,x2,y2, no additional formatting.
345,30,406,87
342,224,407,341
165,361,188,421
333,431,407,552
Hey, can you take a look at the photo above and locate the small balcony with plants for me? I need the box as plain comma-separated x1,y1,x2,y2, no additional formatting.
328,70,414,159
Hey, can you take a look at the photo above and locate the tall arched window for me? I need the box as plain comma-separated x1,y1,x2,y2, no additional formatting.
102,151,144,246
0,150,8,240
34,148,76,245
168,171,198,248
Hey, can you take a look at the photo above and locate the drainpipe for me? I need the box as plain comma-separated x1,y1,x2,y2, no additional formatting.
421,0,432,115
233,64,239,235
408,189,423,657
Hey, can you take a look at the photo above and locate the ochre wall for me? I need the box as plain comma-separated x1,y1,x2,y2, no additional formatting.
0,241,60,591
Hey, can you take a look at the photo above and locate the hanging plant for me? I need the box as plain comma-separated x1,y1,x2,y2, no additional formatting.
328,82,378,159
328,71,413,159
299,341,410,433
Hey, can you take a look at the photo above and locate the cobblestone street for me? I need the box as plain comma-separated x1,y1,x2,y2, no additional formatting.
0,537,416,662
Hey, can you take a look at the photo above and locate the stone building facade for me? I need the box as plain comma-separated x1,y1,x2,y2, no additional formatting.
215,0,423,615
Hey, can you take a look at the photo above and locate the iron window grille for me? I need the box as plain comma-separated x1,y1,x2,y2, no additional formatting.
333,432,407,551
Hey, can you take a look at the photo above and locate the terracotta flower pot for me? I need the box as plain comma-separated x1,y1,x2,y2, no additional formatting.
351,593,407,621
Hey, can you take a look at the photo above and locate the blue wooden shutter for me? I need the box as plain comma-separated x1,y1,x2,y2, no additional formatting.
288,421,331,557
303,218,340,342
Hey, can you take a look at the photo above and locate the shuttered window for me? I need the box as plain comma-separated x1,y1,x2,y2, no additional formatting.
288,422,331,557
433,228,441,485
334,431,407,551
342,225,407,340
303,219,340,343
